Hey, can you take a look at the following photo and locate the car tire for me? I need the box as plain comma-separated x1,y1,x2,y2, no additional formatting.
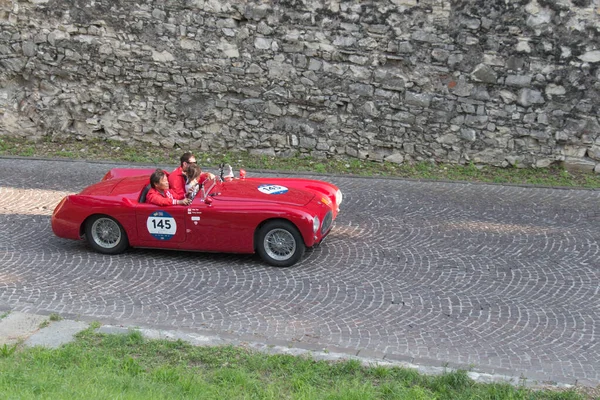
85,215,129,255
256,220,305,267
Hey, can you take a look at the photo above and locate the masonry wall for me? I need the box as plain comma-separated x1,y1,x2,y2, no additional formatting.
1,0,599,171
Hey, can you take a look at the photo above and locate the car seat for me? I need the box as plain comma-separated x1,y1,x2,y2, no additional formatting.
138,183,152,203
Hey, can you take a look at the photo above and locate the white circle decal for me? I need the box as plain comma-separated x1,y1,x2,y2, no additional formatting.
258,184,288,195
147,211,177,240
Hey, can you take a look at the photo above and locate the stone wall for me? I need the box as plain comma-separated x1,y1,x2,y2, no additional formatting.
1,0,599,171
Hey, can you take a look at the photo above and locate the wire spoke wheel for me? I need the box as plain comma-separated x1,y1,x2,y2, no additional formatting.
264,228,297,261
86,215,128,254
91,218,121,248
257,220,305,267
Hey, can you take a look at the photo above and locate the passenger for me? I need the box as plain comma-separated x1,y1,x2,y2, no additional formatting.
168,152,214,200
185,163,202,200
147,169,191,206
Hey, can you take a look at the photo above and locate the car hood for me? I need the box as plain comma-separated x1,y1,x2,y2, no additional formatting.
213,179,315,206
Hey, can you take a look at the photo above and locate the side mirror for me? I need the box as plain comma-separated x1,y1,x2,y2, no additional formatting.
239,169,246,179
204,196,213,206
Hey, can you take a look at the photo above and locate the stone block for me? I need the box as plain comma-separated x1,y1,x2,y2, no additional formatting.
390,111,415,124
505,75,532,87
384,153,404,164
535,158,554,168
545,84,566,96
254,37,272,49
437,133,459,144
517,89,545,107
432,48,449,62
22,41,36,57
411,31,439,43
578,50,600,63
405,92,431,108
465,115,489,128
347,83,373,97
562,145,587,158
249,148,276,157
471,63,497,83
561,157,596,173
587,146,600,161
460,128,477,142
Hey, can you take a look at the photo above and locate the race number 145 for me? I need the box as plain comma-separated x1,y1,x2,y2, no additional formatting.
147,216,177,237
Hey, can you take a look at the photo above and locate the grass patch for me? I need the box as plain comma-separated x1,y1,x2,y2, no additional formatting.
49,313,62,322
0,343,17,358
0,135,599,188
0,330,588,399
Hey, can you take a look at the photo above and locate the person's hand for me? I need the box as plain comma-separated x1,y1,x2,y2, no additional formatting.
178,198,191,206
206,172,215,179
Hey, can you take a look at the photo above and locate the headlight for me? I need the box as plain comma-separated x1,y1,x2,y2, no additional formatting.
335,189,343,206
312,215,320,233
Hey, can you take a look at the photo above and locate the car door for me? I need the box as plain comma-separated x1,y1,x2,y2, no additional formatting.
184,198,256,253
135,203,188,247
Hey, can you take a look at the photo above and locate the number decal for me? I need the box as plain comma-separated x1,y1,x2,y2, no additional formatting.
151,219,172,230
258,184,288,195
147,211,177,240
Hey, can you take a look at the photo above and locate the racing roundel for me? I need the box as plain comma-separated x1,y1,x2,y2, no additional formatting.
147,211,177,240
258,184,288,195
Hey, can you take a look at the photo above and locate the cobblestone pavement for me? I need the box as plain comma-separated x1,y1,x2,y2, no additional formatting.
0,157,598,386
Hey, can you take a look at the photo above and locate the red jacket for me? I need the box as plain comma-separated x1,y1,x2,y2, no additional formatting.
168,166,210,200
167,166,187,200
146,188,179,206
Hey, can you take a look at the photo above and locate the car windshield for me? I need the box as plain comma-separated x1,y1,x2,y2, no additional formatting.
192,164,235,203
197,176,218,202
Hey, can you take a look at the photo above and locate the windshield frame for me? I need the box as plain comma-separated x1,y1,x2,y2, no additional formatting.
197,177,219,202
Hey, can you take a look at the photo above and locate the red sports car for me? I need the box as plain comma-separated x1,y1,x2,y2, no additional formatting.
51,165,342,267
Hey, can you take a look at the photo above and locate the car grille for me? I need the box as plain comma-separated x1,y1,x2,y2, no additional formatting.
321,211,333,235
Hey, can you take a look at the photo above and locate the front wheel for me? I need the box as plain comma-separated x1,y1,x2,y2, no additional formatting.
85,215,129,255
256,220,305,267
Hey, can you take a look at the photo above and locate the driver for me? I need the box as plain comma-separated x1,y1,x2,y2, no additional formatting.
168,152,214,200
147,169,191,206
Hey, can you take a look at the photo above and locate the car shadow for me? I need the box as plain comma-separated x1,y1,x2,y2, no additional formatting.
127,247,263,268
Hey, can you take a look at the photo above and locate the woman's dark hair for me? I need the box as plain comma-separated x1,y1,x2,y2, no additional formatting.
150,168,166,189
186,164,202,181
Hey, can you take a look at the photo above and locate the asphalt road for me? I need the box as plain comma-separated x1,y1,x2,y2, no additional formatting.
0,157,598,386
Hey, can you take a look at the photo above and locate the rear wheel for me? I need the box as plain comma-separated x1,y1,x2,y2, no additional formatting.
256,220,305,267
85,215,129,254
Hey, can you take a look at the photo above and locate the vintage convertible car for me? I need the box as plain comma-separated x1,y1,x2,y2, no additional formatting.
51,165,342,267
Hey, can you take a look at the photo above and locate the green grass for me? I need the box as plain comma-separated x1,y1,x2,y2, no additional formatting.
0,135,599,188
0,343,18,358
49,313,63,322
0,329,586,399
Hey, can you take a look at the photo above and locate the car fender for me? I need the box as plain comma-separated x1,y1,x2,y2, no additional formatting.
52,195,138,241
247,206,319,249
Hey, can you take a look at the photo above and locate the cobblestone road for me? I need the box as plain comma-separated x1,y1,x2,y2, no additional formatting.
0,158,598,385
